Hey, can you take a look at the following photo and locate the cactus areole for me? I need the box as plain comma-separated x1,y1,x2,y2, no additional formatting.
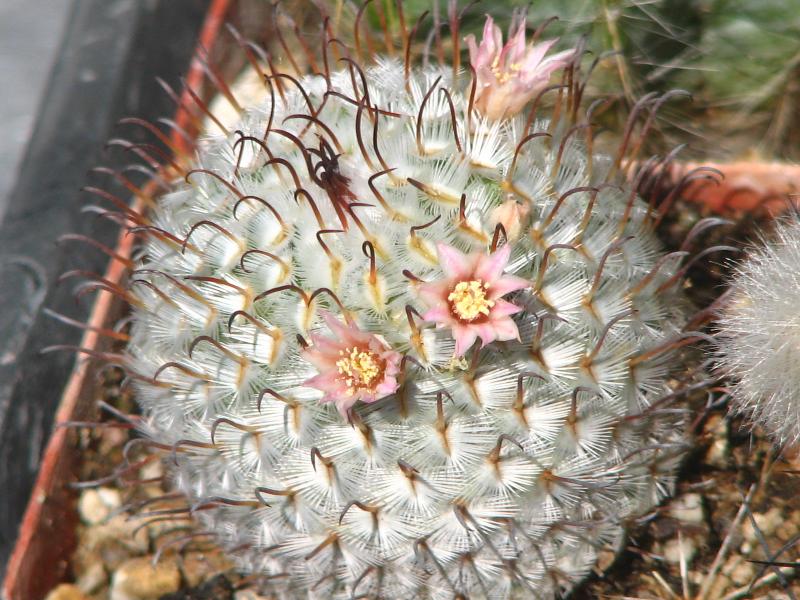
123,9,692,599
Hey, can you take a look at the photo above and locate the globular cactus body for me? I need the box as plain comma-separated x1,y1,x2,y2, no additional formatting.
716,216,800,447
126,18,691,599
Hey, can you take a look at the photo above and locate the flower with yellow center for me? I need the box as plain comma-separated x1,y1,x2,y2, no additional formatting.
465,15,575,120
419,243,528,356
302,312,402,415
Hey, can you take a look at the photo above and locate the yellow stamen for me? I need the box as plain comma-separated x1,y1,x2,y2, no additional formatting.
491,62,521,85
448,280,495,321
336,347,383,395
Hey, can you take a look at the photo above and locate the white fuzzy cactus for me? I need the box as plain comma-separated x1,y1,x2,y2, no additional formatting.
120,10,693,599
716,216,800,447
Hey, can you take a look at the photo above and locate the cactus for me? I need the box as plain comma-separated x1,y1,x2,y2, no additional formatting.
716,215,800,447
118,7,695,599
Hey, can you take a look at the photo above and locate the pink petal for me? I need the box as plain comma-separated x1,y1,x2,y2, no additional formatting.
418,280,451,306
486,16,502,57
488,274,529,299
306,334,341,357
436,243,473,279
521,47,574,87
480,85,518,120
474,323,499,347
476,65,498,87
305,371,345,394
321,310,351,338
491,298,523,318
356,391,379,404
382,351,402,380
452,325,478,357
320,311,368,346
490,316,521,342
333,395,358,417
520,38,559,73
490,200,530,241
422,306,452,324
468,16,500,73
539,48,576,69
475,244,511,282
302,347,336,370
502,24,527,65
375,375,399,396
466,34,481,68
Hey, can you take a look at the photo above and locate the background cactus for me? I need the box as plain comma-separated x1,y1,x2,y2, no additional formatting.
716,215,800,447
113,6,699,599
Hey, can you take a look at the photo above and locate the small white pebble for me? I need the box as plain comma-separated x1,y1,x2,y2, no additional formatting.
234,591,273,600
669,493,704,525
110,556,180,600
742,507,783,542
663,536,697,565
729,559,754,586
75,560,107,594
78,487,121,525
44,584,90,600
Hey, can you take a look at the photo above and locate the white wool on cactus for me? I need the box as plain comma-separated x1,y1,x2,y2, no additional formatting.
124,22,693,599
716,216,800,448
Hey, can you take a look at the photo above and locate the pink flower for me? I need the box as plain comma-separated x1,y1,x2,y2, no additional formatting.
302,312,402,416
465,16,575,120
489,199,531,241
419,243,529,356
